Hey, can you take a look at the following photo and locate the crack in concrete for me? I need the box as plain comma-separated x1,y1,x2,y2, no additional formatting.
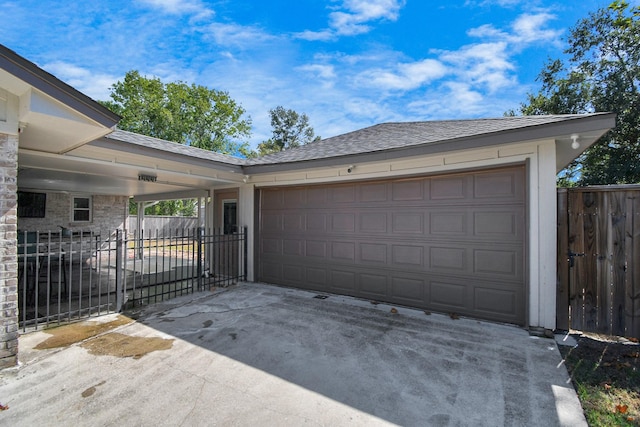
178,377,206,427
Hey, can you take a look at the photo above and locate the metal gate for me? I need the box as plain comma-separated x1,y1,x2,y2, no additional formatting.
557,187,640,337
17,227,247,330
123,227,247,309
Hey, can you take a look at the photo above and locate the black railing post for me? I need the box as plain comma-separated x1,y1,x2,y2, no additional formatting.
243,226,248,281
115,229,124,311
197,227,203,291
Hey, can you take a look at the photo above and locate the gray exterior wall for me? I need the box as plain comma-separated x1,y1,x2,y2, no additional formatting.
18,194,128,234
0,133,18,368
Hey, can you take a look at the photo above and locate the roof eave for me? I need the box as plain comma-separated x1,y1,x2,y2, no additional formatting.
0,44,120,128
89,136,245,174
243,113,617,174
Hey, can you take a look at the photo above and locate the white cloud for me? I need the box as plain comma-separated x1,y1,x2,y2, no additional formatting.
468,12,562,47
356,59,448,91
407,83,489,118
445,82,485,106
330,0,405,35
297,64,337,81
294,29,336,41
43,61,118,101
341,97,396,123
464,0,526,7
510,13,562,44
295,0,406,40
204,22,277,48
467,24,509,39
137,0,213,19
434,42,515,93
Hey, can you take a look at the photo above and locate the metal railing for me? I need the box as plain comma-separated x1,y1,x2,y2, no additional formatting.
17,230,118,331
17,227,247,330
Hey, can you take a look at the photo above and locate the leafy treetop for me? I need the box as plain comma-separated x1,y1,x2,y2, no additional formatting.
257,106,320,156
101,70,253,156
511,0,640,186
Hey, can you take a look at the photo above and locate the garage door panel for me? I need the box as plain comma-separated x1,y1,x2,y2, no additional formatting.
392,179,424,201
430,247,466,271
430,211,467,235
474,211,517,237
306,240,327,258
262,189,284,208
330,213,355,232
360,242,387,263
473,248,522,279
360,182,388,202
429,176,467,200
261,212,283,231
392,212,424,233
331,241,356,261
307,187,327,206
425,276,523,323
261,238,282,254
283,213,304,232
330,185,356,203
430,280,467,309
260,261,283,283
390,275,425,303
391,244,424,267
473,207,524,240
359,273,388,297
258,166,525,325
306,267,327,286
283,239,303,256
330,269,357,293
474,169,524,200
306,213,326,231
283,264,303,282
474,285,523,319
360,212,388,233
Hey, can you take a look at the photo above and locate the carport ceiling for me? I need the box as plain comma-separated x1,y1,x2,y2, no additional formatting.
18,144,244,198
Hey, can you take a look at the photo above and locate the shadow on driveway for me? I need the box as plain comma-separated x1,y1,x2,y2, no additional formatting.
1,282,585,426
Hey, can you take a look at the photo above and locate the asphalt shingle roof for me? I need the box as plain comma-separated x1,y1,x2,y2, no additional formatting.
102,114,611,168
246,114,603,165
105,129,246,166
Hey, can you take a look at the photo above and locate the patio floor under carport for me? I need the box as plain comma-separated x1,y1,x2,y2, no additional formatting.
1,282,585,426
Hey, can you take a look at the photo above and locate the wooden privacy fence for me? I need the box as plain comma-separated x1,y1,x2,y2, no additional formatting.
557,186,640,338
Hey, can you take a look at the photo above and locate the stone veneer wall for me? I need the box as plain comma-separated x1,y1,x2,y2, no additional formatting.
0,133,18,368
18,194,129,234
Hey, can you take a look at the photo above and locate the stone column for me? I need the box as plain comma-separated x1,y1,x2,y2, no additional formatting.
0,133,18,368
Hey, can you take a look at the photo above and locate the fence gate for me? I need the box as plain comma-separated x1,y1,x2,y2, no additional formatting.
557,187,640,338
17,227,247,331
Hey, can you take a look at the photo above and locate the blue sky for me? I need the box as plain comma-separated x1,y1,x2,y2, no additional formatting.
0,0,630,148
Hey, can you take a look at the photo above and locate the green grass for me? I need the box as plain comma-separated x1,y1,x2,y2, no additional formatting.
560,336,640,426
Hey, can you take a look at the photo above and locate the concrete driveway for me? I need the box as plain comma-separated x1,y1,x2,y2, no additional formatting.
0,282,585,426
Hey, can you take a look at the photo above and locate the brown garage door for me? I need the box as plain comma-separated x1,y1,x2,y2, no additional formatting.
257,166,526,325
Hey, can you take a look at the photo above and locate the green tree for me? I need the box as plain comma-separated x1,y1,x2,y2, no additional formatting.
512,0,640,185
101,70,253,155
101,71,254,216
257,106,320,155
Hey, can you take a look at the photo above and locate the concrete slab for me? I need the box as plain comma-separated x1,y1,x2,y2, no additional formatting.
0,282,586,426
555,332,579,348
